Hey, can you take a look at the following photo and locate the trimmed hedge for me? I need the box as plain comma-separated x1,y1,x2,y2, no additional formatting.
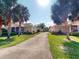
1,28,36,36
23,32,33,35
69,32,79,36
11,32,17,36
1,28,17,36
2,32,17,36
51,31,66,35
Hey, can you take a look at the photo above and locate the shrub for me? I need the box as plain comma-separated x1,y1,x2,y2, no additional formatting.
2,28,7,32
1,29,17,36
2,32,17,36
23,32,32,35
37,29,41,32
51,31,66,35
1,28,7,36
11,32,17,36
2,32,7,36
70,32,79,36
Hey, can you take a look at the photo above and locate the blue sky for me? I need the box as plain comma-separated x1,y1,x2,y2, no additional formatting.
18,0,56,27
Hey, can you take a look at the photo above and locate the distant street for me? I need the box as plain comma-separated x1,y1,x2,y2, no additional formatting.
0,32,52,59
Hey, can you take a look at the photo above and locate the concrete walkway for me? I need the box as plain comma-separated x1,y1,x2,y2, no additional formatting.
0,32,52,59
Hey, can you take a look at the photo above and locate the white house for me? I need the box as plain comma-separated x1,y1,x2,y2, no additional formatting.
49,17,79,34
23,23,37,33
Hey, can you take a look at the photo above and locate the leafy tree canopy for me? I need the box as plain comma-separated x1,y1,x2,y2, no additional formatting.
51,0,79,24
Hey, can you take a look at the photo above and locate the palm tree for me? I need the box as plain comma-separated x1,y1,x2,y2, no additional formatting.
0,16,2,36
12,4,30,36
2,0,17,39
0,0,6,36
51,0,72,40
0,0,30,39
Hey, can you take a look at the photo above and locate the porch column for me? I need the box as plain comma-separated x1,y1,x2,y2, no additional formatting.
15,27,16,32
77,25,79,32
69,25,72,32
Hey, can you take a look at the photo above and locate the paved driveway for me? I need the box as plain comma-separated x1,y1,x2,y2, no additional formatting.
0,32,52,59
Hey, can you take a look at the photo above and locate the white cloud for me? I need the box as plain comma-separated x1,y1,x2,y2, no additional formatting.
45,21,55,27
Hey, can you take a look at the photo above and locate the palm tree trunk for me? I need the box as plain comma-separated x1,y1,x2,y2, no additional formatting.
0,30,2,36
66,32,71,40
7,31,11,40
66,24,71,41
18,20,21,36
6,16,11,40
0,16,2,36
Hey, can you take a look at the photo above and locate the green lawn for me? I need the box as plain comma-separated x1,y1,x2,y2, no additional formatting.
48,33,79,59
0,34,37,48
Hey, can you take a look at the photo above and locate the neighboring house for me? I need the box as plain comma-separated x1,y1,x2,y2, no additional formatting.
11,22,24,34
49,23,69,34
11,22,38,33
23,23,37,33
1,22,38,34
49,19,79,34
71,20,79,32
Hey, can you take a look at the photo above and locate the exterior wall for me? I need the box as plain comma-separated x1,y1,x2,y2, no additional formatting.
24,26,32,33
23,23,37,33
49,24,69,34
71,20,79,32
32,26,37,32
60,26,67,33
11,27,24,33
50,25,79,34
50,17,79,33
71,25,77,32
50,25,62,32
3,22,37,34
50,20,79,33
77,26,79,32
